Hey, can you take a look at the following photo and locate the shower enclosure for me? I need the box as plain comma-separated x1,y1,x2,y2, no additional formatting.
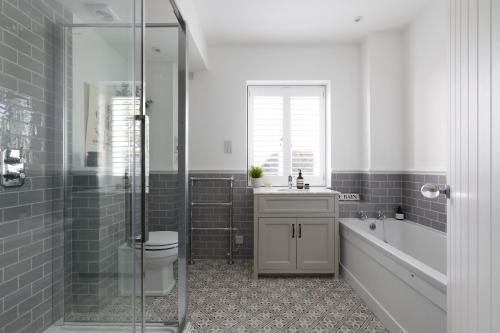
0,0,188,332
60,1,189,331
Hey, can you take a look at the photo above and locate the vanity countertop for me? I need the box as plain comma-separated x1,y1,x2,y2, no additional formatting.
253,187,340,196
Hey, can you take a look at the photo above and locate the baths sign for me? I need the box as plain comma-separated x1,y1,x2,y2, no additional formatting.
339,193,360,201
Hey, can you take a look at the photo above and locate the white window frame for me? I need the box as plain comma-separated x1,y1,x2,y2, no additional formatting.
247,84,328,187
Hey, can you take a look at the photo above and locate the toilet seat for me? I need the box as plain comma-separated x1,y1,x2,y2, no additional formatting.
136,231,178,251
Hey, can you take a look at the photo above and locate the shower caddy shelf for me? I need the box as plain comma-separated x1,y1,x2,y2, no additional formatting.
189,177,236,264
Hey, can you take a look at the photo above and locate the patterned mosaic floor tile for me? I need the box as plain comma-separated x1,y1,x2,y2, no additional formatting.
66,259,389,332
187,260,389,333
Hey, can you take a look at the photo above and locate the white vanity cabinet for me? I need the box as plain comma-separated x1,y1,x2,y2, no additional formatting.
296,217,335,271
258,217,296,271
253,189,340,278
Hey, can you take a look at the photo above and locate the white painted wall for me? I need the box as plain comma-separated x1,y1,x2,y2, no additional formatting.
176,0,209,69
189,44,363,172
361,41,371,171
358,0,448,173
186,1,449,174
362,32,405,171
147,62,178,171
403,0,449,172
72,29,128,168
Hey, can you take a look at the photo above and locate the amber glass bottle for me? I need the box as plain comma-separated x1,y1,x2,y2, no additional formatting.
296,169,304,189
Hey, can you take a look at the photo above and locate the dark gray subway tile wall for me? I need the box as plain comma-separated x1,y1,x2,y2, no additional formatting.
149,173,178,232
70,175,127,314
401,174,447,232
331,172,448,232
331,173,402,219
0,1,70,332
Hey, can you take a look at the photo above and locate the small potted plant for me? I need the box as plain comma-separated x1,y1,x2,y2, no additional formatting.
249,166,264,188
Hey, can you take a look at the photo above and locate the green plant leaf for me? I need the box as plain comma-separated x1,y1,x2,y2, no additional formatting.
249,166,264,178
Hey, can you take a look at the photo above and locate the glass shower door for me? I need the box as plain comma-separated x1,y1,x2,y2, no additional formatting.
61,0,145,329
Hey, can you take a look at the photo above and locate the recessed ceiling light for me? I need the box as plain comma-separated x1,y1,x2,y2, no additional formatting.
354,16,363,23
86,4,119,22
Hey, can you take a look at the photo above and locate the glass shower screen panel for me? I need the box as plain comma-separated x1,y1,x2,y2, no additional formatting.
144,25,179,325
62,1,144,328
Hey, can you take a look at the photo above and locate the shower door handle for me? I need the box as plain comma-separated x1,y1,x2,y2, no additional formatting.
136,114,150,243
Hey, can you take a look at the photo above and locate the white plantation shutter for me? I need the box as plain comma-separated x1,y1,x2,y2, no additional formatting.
251,95,284,176
291,95,322,176
111,96,140,175
248,85,326,186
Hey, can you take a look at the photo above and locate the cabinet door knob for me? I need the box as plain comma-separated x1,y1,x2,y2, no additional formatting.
298,224,302,238
292,224,295,238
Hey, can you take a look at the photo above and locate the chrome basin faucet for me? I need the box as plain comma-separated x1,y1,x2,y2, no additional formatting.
358,211,368,220
376,211,386,220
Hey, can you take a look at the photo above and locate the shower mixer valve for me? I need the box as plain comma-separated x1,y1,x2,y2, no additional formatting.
1,148,26,188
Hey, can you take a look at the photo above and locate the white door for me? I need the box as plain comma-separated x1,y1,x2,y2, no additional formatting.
296,218,334,272
258,218,297,271
449,1,500,332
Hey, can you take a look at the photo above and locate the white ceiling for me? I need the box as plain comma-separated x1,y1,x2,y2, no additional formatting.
193,0,435,44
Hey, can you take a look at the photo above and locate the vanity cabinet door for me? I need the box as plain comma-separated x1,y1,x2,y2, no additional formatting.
258,218,297,271
296,218,334,272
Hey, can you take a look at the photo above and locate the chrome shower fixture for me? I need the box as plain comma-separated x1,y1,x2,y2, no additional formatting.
1,148,25,187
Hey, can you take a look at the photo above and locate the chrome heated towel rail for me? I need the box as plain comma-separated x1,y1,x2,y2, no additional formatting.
189,177,235,264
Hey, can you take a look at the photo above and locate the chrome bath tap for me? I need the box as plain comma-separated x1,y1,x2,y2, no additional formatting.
376,211,386,220
358,211,368,220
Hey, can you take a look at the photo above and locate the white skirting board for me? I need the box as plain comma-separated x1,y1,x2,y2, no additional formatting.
341,264,406,333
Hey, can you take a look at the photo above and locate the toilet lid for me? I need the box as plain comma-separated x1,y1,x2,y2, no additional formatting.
137,231,178,249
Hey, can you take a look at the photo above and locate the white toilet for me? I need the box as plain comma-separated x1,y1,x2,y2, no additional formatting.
118,231,178,296
140,231,178,296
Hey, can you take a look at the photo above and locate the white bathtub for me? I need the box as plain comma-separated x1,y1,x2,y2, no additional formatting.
340,218,447,333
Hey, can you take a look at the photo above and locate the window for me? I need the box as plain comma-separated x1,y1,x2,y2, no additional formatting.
248,85,327,186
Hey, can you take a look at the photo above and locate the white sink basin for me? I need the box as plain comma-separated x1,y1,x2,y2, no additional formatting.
253,187,340,195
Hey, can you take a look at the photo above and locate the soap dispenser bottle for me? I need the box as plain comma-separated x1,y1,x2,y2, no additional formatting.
296,169,304,189
395,206,405,220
